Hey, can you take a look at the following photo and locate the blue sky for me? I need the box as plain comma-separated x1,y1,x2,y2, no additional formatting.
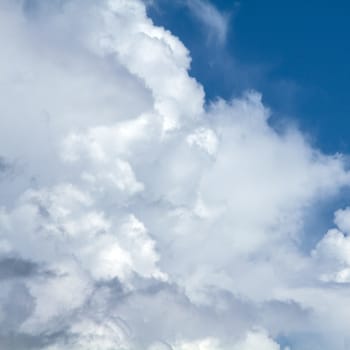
148,0,350,154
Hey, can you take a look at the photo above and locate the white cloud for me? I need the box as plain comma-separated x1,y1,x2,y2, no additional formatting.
0,0,350,349
334,207,350,234
232,330,281,350
168,330,280,350
313,213,350,283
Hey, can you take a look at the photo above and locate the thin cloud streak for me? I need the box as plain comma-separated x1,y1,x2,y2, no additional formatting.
185,0,230,43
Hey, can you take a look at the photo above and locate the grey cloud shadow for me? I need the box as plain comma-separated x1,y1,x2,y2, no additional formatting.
0,257,57,280
0,257,39,280
0,156,15,179
0,330,66,350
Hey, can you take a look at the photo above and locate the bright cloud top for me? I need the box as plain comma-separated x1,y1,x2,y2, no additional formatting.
0,0,350,349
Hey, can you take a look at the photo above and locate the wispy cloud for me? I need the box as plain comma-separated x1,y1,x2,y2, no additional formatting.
185,0,230,44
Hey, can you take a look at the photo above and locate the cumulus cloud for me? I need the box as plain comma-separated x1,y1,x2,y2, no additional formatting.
0,0,350,349
168,330,281,350
313,210,350,283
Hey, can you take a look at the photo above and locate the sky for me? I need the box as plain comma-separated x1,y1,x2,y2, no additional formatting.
0,0,350,349
148,0,350,154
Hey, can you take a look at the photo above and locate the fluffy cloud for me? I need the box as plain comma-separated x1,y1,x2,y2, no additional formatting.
168,330,281,350
1,0,350,349
313,211,350,283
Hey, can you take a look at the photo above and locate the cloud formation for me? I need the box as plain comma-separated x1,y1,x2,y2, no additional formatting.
0,0,350,349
